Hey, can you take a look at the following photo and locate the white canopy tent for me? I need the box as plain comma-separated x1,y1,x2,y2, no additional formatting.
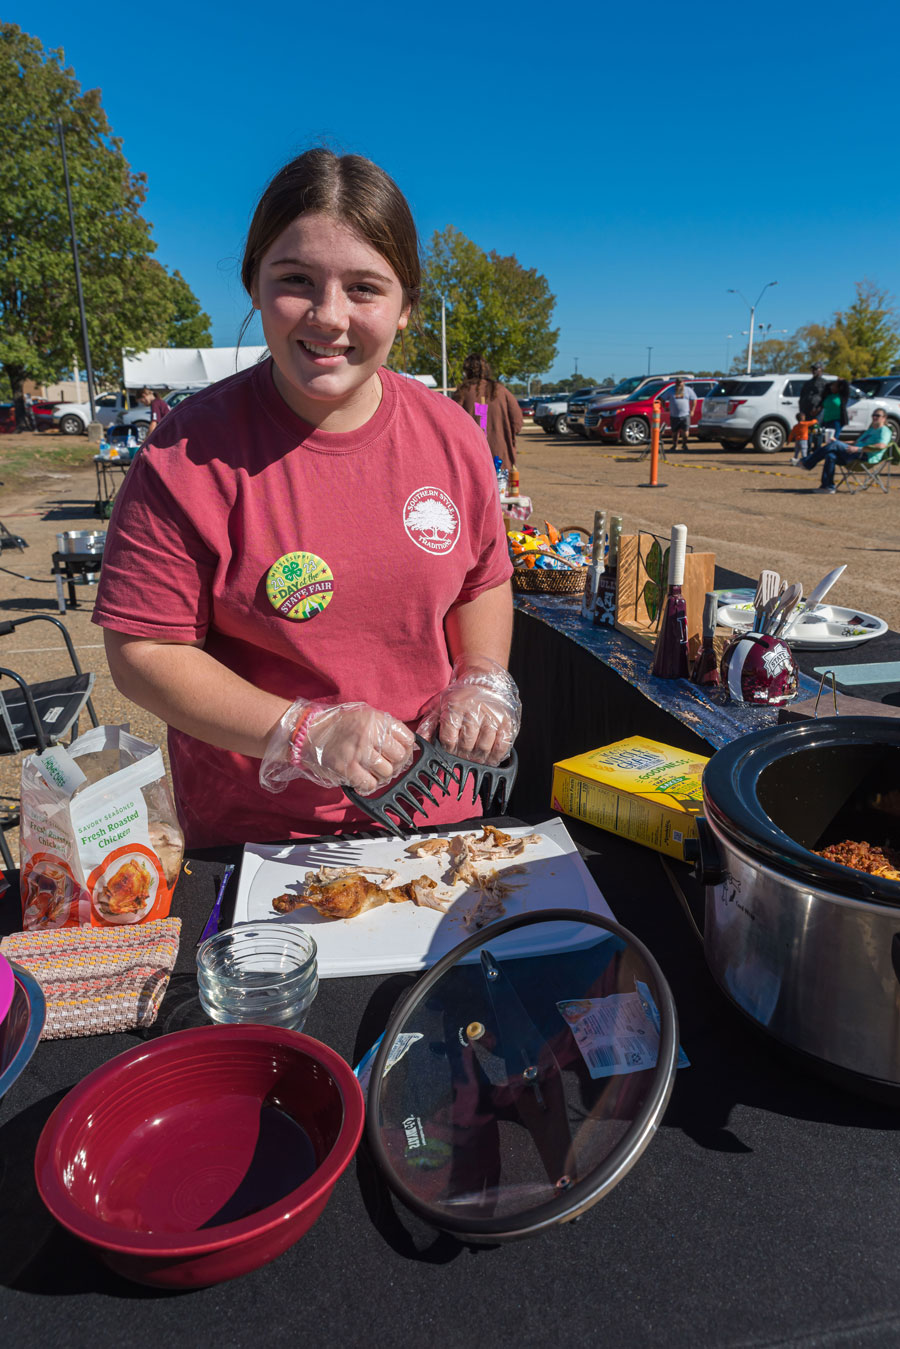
121,346,268,390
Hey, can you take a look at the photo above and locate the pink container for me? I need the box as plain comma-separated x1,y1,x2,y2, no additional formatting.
34,1024,364,1288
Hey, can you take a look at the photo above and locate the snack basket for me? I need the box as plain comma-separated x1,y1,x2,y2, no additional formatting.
512,566,587,595
510,523,589,594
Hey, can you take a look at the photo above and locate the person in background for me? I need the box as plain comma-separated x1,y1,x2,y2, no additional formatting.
452,354,523,473
788,412,817,466
140,387,170,438
819,378,852,441
661,378,696,452
798,362,828,423
801,407,892,493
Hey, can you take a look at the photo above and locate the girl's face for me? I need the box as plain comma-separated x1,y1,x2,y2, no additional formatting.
252,212,410,431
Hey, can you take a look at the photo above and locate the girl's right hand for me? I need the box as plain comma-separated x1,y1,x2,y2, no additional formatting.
259,698,415,796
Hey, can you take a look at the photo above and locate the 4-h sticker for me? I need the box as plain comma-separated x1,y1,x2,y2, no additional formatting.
266,551,334,621
403,486,460,555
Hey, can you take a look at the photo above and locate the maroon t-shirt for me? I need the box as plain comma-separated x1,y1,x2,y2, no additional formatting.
93,361,512,847
149,398,169,424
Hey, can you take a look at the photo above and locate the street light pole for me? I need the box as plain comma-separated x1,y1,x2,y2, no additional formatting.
725,334,733,371
57,118,97,424
646,346,653,374
728,281,777,374
440,294,448,395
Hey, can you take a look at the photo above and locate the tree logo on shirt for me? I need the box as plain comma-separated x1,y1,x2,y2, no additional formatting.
266,550,335,621
403,486,460,555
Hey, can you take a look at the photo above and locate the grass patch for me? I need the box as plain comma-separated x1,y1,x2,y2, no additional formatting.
0,432,96,491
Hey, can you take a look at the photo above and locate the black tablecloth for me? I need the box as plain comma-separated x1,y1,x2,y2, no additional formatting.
3,820,900,1349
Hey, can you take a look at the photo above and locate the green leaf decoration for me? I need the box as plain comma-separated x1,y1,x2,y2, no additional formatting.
642,541,670,623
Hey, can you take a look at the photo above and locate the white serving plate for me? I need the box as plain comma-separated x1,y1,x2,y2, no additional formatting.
716,602,888,651
232,818,616,978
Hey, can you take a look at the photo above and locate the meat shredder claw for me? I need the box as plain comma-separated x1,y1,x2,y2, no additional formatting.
344,733,519,838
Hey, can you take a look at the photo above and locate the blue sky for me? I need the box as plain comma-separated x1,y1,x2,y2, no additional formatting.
11,0,898,382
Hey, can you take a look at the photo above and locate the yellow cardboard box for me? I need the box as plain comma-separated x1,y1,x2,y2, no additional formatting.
551,735,709,859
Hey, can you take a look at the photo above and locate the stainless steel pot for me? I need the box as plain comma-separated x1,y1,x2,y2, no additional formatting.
56,530,106,555
695,717,900,1089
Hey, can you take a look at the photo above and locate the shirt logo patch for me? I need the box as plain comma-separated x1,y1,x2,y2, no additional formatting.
266,551,334,621
403,486,460,555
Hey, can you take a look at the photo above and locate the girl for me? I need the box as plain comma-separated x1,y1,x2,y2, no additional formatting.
452,353,524,472
93,149,519,848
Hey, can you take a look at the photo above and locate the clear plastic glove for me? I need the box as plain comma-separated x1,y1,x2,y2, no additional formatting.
417,655,521,766
260,698,415,796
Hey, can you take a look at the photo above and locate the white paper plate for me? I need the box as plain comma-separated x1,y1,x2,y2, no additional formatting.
716,602,888,650
232,819,616,978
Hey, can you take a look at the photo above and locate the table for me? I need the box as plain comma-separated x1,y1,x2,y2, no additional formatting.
3,821,900,1348
93,456,130,520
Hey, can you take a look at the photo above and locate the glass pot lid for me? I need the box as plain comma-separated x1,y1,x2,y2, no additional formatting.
366,908,678,1242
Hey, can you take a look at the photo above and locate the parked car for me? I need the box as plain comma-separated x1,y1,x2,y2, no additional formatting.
0,398,54,432
516,396,540,420
52,390,144,436
565,387,613,436
849,375,900,401
587,377,718,445
116,387,203,443
584,375,689,434
698,374,900,453
534,387,599,435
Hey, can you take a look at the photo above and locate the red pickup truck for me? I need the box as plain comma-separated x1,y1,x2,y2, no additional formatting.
587,377,719,446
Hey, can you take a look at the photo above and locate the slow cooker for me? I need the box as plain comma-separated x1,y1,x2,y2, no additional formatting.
693,717,900,1093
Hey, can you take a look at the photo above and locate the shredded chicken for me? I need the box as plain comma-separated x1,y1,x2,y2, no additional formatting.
272,828,541,923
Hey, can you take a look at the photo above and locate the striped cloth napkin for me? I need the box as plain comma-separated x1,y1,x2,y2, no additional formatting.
1,918,181,1040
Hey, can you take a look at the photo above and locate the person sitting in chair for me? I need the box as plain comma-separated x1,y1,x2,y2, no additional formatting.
802,408,892,493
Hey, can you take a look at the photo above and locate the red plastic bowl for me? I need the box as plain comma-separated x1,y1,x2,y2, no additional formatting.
34,1025,364,1288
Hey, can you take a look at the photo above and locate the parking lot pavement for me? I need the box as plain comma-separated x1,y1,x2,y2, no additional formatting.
1,440,898,859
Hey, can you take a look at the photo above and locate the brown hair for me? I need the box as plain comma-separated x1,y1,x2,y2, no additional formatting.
458,353,498,400
241,148,421,307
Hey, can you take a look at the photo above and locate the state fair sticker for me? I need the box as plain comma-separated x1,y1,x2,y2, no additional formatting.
266,551,335,621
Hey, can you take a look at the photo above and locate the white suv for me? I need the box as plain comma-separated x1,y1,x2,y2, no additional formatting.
699,373,900,453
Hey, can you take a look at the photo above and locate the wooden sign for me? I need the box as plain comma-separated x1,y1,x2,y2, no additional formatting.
615,531,715,654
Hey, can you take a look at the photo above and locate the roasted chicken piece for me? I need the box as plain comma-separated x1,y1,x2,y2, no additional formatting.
273,872,441,920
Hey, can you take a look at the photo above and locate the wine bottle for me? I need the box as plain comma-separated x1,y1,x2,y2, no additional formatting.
690,592,721,687
595,513,622,626
651,524,690,679
581,509,606,620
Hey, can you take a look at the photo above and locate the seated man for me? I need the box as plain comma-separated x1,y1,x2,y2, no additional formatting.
802,408,892,493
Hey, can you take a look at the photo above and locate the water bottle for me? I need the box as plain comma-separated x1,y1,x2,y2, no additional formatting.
99,437,110,461
493,455,509,497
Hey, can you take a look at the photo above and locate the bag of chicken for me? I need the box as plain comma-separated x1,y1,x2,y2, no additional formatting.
19,726,184,930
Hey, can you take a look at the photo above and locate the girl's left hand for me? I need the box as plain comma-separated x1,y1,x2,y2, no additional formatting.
417,656,521,766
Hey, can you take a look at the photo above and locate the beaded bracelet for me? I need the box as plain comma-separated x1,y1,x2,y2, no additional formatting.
289,703,318,766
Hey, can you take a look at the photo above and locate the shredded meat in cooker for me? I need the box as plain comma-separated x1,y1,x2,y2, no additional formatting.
815,840,900,881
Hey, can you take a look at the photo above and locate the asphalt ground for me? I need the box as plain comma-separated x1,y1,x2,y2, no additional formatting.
1,423,898,858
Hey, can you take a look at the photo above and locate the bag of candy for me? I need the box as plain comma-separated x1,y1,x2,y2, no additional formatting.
19,726,183,930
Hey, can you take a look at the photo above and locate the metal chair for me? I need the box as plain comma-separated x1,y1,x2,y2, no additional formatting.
0,615,99,870
835,441,899,495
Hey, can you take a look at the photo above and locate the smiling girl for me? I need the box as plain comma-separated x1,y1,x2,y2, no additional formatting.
91,149,518,848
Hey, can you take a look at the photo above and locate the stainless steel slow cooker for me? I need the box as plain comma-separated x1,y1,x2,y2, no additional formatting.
694,717,900,1092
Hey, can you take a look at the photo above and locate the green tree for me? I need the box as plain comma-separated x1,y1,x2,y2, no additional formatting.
0,25,174,402
161,265,212,347
395,225,558,385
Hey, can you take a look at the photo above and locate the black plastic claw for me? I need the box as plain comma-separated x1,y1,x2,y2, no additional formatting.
344,735,518,837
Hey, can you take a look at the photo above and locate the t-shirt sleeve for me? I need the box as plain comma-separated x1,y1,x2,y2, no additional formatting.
92,452,217,643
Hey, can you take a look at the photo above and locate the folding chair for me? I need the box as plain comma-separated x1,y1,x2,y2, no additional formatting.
835,441,899,495
0,614,99,870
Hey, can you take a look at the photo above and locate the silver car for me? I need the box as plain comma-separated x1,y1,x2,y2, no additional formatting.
698,373,900,453
116,387,203,443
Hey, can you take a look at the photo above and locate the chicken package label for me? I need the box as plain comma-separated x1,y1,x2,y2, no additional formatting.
19,726,184,930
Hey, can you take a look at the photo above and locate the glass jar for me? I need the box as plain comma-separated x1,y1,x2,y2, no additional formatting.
197,924,318,1031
